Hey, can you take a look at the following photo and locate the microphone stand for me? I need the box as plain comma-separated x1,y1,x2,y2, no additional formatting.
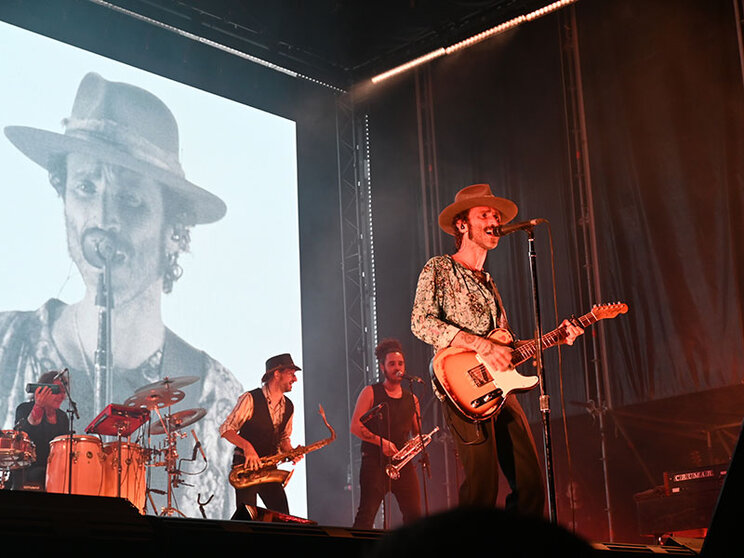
524,227,558,523
59,371,79,495
93,264,114,416
383,403,392,530
401,376,430,517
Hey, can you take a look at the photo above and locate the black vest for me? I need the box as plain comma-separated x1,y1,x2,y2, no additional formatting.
361,383,415,458
235,388,293,464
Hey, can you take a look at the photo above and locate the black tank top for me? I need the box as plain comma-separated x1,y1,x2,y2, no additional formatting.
361,383,415,458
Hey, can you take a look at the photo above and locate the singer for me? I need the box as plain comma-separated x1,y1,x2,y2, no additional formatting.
350,338,422,529
411,183,583,516
9,370,69,490
0,72,242,518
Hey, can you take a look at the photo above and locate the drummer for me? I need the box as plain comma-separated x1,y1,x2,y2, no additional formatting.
10,370,69,490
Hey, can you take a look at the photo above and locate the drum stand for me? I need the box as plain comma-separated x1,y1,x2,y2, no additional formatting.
152,405,187,517
112,422,128,500
123,376,205,518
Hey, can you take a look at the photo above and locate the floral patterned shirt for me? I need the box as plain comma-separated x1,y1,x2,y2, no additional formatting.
411,255,511,351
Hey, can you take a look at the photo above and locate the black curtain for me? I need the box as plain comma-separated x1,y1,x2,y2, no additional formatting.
368,0,744,423
579,0,744,406
365,0,744,540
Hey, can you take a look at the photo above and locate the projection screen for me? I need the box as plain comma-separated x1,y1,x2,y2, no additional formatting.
0,20,306,520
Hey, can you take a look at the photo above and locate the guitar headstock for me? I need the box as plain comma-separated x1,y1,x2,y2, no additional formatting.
591,302,629,320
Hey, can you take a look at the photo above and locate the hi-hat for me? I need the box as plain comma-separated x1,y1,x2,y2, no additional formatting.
150,408,207,435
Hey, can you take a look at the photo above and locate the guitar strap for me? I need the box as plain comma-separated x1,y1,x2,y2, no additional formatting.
447,255,505,334
483,273,508,330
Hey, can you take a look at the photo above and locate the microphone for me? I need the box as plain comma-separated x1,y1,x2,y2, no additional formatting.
360,402,387,424
397,373,425,384
493,218,548,237
191,430,207,461
81,229,124,269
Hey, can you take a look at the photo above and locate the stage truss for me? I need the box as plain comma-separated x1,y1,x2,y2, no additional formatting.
335,92,380,522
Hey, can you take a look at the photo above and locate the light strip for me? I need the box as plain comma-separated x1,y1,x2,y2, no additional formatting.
363,115,379,370
88,0,347,93
372,0,578,84
371,48,446,84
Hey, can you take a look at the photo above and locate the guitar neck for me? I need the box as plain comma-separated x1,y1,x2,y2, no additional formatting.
511,311,598,367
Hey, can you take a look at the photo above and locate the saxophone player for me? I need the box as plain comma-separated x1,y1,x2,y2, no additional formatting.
351,338,423,529
220,353,303,516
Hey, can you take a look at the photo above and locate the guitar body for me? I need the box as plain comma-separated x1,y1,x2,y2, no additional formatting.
431,328,539,422
431,302,628,422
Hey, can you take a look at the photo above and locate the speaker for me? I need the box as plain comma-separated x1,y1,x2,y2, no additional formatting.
0,490,149,547
231,504,316,524
702,419,744,557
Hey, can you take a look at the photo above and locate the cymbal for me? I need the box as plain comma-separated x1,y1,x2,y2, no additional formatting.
134,375,199,394
150,408,207,435
123,388,185,410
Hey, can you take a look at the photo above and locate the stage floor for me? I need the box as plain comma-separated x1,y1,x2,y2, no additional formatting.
0,490,704,556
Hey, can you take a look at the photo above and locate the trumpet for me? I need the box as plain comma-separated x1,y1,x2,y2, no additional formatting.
385,426,439,480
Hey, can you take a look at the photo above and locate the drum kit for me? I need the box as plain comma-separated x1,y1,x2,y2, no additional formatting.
0,375,207,517
0,430,36,487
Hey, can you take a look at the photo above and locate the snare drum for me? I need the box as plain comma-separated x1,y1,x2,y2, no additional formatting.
0,430,36,469
102,441,146,513
46,435,105,495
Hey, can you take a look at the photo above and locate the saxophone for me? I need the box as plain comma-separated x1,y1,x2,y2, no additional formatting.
385,426,439,480
229,404,336,489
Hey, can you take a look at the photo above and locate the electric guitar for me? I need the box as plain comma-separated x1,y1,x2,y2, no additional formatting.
431,302,628,421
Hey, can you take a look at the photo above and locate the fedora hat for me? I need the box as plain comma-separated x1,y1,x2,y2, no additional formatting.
438,184,518,235
261,353,301,383
3,72,226,225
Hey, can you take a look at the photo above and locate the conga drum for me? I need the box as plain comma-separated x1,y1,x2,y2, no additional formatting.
46,435,105,495
102,441,146,513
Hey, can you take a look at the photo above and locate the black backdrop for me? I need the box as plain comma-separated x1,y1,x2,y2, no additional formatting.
580,0,744,404
362,0,744,541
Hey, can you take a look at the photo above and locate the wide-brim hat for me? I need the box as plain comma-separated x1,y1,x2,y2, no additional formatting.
438,183,518,235
3,72,226,225
261,353,301,382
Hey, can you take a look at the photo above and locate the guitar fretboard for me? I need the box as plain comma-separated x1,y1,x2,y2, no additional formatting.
511,312,598,366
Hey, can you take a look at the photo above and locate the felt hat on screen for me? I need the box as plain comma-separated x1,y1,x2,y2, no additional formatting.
262,353,301,383
3,72,226,225
438,183,518,235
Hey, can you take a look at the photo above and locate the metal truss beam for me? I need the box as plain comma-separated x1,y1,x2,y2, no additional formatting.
336,93,379,522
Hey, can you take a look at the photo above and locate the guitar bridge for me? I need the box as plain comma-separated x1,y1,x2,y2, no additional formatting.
471,388,503,409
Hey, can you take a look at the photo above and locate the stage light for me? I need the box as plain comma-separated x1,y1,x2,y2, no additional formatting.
363,115,379,355
445,16,526,54
370,48,446,84
371,0,579,84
